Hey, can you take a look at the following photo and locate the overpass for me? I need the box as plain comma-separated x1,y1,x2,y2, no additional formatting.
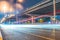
23,0,60,16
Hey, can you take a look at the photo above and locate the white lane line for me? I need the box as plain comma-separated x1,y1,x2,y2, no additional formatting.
20,31,53,40
51,29,56,40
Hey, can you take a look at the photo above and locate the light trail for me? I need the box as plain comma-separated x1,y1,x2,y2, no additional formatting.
0,24,60,29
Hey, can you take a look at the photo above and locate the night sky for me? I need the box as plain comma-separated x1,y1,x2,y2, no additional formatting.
14,0,43,9
22,0,42,8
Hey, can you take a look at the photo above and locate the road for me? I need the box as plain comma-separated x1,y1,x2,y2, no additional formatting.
0,25,60,40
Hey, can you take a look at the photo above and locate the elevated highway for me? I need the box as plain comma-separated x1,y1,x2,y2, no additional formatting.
24,0,60,15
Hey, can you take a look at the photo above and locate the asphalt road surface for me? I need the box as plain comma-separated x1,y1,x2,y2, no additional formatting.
0,25,60,40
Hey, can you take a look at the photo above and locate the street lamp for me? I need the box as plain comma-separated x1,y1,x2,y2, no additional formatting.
53,0,56,23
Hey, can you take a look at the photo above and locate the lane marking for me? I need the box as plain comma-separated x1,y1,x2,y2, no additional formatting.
51,29,56,40
20,31,53,40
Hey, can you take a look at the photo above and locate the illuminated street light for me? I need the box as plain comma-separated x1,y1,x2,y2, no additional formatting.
17,0,24,3
15,3,23,10
0,1,14,13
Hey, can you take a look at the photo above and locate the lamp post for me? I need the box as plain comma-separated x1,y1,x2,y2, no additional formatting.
52,0,56,40
53,0,56,24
